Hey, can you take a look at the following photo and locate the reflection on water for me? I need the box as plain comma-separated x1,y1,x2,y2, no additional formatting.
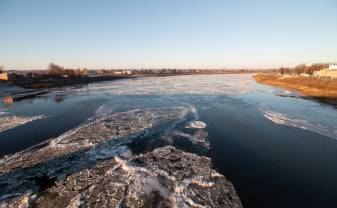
2,96,14,105
53,94,65,103
1,74,337,208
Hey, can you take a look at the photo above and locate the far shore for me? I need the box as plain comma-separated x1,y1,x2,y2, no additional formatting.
4,71,258,90
253,73,337,99
12,75,133,89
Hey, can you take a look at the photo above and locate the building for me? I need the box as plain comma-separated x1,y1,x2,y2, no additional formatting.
122,70,132,75
112,71,122,75
313,64,337,78
329,64,337,70
0,72,8,81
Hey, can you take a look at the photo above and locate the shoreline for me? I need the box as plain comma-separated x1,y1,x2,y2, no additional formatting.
253,73,337,99
7,72,256,89
12,76,133,89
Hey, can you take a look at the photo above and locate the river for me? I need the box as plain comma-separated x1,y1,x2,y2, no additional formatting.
1,74,337,207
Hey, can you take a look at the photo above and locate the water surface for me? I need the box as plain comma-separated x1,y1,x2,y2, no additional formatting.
1,74,337,208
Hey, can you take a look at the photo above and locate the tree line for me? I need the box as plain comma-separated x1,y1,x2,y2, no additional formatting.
273,63,329,75
48,63,88,77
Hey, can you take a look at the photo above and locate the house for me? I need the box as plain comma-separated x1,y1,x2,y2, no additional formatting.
122,70,132,75
112,71,122,75
313,64,337,78
0,72,8,81
329,64,337,70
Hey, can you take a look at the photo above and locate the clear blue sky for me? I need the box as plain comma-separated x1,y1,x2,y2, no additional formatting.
1,0,337,70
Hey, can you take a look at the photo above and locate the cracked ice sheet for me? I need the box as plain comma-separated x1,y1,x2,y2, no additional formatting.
0,106,191,174
0,105,242,208
1,146,242,208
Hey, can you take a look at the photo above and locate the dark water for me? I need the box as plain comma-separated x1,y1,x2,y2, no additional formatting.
1,74,337,207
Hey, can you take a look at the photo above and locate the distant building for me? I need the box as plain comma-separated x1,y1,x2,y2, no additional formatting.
122,70,132,75
313,64,337,78
0,72,8,81
329,64,337,70
112,71,122,75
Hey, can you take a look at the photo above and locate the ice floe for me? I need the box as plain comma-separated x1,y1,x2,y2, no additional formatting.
260,109,337,139
0,146,242,208
0,104,240,207
185,121,207,129
0,106,191,171
0,104,241,207
0,111,44,133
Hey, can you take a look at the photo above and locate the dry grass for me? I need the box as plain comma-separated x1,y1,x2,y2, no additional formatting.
253,74,337,98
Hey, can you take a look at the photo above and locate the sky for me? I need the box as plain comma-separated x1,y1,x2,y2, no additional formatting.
1,0,337,70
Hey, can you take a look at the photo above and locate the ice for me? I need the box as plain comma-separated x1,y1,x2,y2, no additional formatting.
51,106,190,147
185,121,207,129
73,74,256,96
171,130,209,149
0,106,191,172
2,146,240,208
0,145,242,207
0,104,241,207
0,112,44,133
260,109,337,139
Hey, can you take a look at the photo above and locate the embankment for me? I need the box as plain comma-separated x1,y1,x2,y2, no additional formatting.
253,74,337,99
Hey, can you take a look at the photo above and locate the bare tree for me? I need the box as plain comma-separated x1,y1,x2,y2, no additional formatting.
48,63,64,77
294,64,307,75
279,67,285,75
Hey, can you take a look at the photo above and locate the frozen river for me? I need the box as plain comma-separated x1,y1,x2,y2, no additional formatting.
1,74,337,207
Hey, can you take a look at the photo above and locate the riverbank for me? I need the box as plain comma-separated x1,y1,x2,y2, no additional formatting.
12,75,133,89
253,74,337,99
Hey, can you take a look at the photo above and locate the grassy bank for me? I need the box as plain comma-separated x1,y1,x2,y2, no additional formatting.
253,74,337,99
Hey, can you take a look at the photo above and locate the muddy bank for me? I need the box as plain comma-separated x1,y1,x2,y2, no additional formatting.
253,74,337,99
